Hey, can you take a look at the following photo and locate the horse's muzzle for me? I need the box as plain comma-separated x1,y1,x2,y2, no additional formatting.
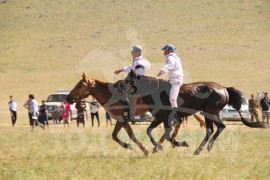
66,95,74,104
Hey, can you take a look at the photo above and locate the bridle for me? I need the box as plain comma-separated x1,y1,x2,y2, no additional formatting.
73,77,96,102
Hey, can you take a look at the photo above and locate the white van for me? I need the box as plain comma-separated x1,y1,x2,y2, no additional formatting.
220,97,250,121
45,90,89,120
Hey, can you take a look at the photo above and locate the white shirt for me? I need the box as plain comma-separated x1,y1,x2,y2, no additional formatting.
122,56,150,75
90,100,99,113
30,99,39,115
9,100,17,111
160,53,183,80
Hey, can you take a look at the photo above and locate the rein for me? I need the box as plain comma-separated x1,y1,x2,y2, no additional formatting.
75,78,96,102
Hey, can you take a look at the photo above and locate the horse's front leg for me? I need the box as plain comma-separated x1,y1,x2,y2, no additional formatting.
122,122,149,156
112,121,132,150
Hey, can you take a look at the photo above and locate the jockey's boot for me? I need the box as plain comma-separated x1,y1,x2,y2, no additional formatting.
123,109,130,123
169,107,180,126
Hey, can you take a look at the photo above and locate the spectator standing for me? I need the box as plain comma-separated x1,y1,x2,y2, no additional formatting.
105,112,112,127
39,100,49,127
62,100,70,127
260,92,270,124
249,94,259,122
90,97,100,127
256,91,264,106
24,97,33,126
8,95,17,126
29,94,44,131
52,105,62,126
76,101,86,127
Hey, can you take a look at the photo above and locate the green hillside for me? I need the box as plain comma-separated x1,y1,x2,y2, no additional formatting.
1,0,270,109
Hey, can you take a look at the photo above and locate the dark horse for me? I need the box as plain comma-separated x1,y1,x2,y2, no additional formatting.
116,71,269,155
66,73,194,155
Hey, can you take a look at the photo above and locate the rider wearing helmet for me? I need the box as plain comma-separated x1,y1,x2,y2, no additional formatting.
114,45,151,122
156,44,184,126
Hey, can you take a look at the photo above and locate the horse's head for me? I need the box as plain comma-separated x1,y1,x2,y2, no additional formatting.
66,72,95,104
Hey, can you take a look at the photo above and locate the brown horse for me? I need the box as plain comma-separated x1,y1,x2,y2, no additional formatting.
116,71,269,155
66,73,192,155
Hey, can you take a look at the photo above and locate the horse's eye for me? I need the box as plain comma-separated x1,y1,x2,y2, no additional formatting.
78,85,82,89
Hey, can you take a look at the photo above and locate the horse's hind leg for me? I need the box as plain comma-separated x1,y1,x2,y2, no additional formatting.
171,119,189,148
123,122,149,156
112,121,132,150
194,112,206,128
194,117,214,155
207,117,226,152
147,119,163,153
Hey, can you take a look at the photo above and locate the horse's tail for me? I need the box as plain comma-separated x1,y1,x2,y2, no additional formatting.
226,87,269,128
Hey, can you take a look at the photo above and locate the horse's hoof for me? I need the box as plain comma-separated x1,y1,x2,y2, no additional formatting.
153,147,159,153
127,143,133,150
142,145,149,156
207,143,214,151
194,147,202,155
171,144,176,148
182,141,189,147
156,144,163,151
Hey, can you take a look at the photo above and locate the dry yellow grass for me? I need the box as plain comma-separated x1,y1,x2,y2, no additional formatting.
0,0,270,179
0,113,269,179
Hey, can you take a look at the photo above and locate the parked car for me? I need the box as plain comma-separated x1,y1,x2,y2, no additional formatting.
45,90,89,121
220,96,250,121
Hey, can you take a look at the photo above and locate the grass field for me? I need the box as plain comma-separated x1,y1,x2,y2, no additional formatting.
0,114,269,179
1,0,270,179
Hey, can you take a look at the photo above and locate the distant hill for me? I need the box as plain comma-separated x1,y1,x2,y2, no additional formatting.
0,0,269,111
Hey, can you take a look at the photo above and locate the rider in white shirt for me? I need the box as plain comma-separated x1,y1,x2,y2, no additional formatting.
114,45,150,75
114,45,151,122
156,44,184,126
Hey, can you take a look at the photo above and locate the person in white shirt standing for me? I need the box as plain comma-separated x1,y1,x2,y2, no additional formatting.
156,44,184,126
8,95,17,126
114,45,152,122
90,97,100,127
29,94,44,131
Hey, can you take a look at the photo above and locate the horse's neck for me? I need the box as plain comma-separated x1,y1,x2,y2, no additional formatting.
90,80,112,105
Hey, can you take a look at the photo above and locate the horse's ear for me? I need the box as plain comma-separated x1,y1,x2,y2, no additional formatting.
81,72,86,80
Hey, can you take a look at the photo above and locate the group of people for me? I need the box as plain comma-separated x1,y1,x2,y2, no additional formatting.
114,44,183,126
249,92,270,124
8,95,112,129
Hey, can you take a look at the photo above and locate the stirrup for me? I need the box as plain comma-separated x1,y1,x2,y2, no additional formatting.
170,118,180,126
130,114,155,122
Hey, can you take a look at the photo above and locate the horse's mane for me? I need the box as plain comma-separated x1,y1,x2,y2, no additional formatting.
95,79,109,85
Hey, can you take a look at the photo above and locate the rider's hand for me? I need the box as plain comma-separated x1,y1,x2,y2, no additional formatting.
114,69,121,74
